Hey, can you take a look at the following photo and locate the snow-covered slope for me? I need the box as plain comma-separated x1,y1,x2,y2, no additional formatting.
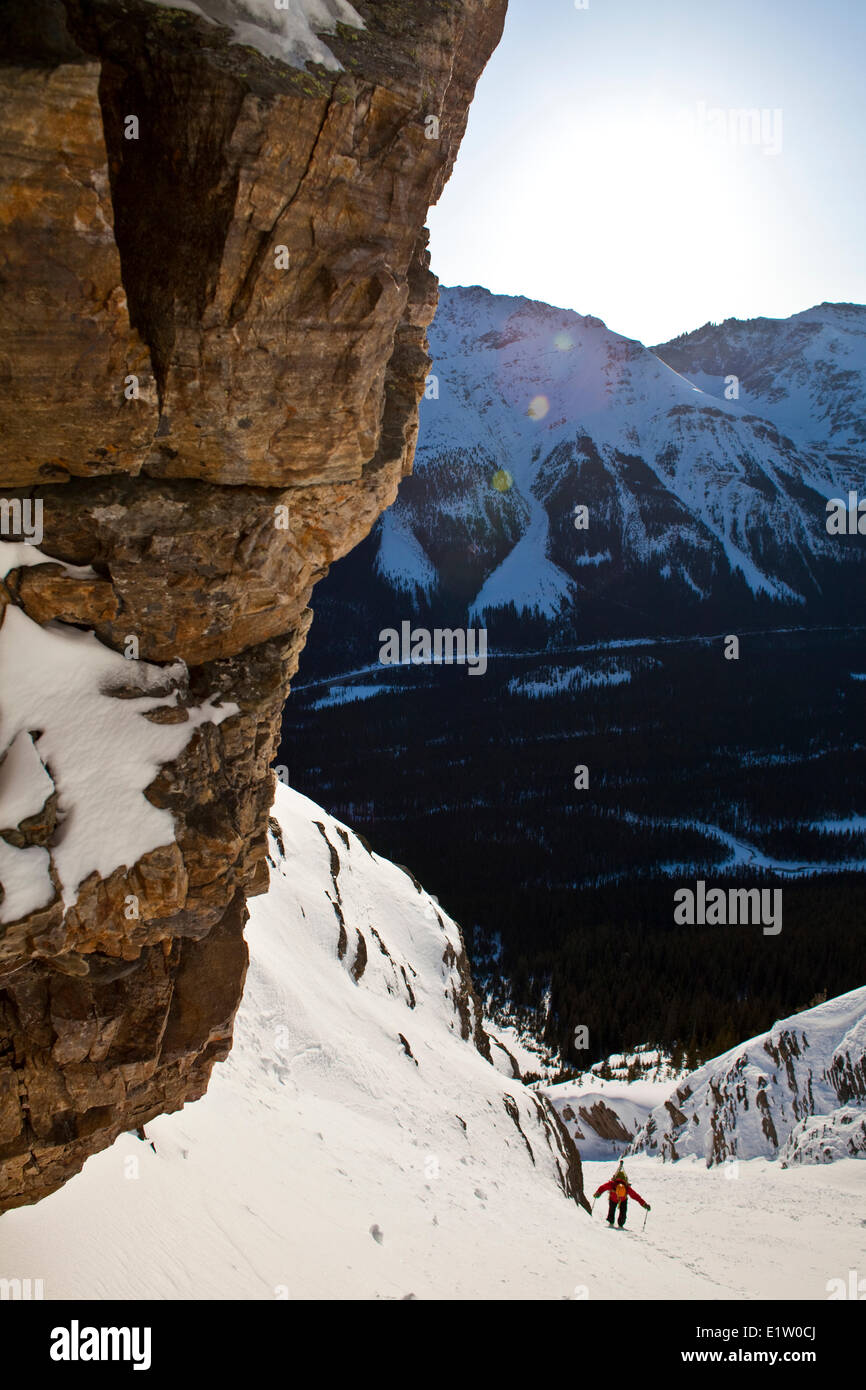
342,287,864,641
4,787,865,1299
0,784,590,1297
632,987,866,1166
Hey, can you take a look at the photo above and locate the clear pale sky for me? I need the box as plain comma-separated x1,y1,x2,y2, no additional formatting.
427,0,866,345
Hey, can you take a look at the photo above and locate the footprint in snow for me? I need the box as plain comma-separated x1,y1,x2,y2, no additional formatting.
370,1224,384,1244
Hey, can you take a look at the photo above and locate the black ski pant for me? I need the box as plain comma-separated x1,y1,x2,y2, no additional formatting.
607,1196,627,1227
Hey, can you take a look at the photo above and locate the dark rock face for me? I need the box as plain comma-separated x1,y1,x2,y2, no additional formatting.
578,1100,634,1144
0,0,507,1210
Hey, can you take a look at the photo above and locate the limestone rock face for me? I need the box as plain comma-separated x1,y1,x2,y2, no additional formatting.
0,0,506,1210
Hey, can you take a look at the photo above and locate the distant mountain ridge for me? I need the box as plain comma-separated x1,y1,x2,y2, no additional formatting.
304,287,866,675
654,302,866,467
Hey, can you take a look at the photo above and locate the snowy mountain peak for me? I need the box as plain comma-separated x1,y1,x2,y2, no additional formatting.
356,285,864,634
654,302,866,461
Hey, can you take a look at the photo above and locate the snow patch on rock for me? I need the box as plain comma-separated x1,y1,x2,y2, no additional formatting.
0,596,237,920
142,0,364,71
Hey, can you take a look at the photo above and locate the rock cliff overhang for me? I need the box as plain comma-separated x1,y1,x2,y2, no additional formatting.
0,0,507,1210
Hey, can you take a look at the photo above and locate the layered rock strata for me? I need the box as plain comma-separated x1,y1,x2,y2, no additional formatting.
0,0,507,1209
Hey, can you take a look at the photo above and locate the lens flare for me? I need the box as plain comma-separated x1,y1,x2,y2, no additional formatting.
527,395,549,420
491,468,513,492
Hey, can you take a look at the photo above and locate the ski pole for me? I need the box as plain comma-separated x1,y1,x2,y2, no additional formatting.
642,1205,649,1232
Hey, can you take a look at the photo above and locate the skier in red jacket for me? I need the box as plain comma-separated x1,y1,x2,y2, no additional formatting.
593,1165,650,1228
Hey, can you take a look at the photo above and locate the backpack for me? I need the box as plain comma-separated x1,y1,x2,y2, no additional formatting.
614,1181,628,1201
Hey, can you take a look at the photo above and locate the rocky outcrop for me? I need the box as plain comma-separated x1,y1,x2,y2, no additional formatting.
545,1082,655,1162
0,0,506,1210
577,1099,634,1144
780,1106,866,1165
631,987,866,1165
